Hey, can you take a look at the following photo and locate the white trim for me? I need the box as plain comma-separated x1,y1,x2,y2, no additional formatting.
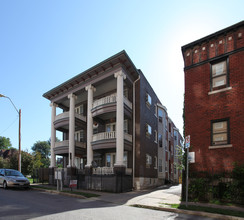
209,144,233,149
208,87,232,95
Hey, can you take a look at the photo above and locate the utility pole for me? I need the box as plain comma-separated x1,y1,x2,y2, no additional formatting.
0,94,21,172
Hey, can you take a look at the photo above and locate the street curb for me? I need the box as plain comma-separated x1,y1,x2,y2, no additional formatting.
31,187,86,199
132,204,244,220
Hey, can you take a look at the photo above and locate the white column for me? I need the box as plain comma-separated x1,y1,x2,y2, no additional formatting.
50,102,57,168
68,93,77,167
114,70,126,166
85,85,96,167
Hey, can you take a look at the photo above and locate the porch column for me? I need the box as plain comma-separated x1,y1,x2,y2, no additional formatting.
85,84,96,167
50,102,57,167
68,93,77,167
114,70,126,167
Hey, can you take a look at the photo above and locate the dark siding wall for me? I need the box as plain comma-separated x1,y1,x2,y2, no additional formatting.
135,71,160,178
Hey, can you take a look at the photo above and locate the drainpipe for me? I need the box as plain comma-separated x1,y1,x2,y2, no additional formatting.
133,75,140,189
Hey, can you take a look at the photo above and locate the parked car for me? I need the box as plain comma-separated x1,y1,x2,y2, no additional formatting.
0,169,30,189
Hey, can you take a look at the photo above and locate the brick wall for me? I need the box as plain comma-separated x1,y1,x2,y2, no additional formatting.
183,21,244,173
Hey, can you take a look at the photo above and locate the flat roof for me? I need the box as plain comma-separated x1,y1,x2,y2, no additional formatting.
182,20,244,52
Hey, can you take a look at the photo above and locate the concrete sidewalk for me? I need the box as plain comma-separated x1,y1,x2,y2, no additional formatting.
31,184,244,219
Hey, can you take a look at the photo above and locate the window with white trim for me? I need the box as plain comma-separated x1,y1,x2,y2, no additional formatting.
211,59,228,90
154,156,157,169
146,154,152,167
211,119,229,146
154,130,158,143
146,124,152,137
146,93,152,106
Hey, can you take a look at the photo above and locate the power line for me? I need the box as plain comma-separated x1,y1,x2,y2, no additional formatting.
0,116,18,135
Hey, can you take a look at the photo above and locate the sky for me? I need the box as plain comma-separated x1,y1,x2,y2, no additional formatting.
0,0,243,152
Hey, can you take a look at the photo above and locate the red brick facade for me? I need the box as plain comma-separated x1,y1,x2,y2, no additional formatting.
182,21,244,172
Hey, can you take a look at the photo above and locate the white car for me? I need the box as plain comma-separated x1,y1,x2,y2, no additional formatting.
0,169,30,189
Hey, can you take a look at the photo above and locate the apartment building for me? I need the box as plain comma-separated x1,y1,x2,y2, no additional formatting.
182,21,244,173
43,50,182,191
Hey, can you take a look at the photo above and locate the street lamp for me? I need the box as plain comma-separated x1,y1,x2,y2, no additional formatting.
0,94,21,172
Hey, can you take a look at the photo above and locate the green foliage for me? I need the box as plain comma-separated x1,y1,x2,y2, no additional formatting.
21,151,33,175
174,145,185,171
187,163,244,205
31,141,50,168
0,136,12,150
32,152,43,169
0,156,10,168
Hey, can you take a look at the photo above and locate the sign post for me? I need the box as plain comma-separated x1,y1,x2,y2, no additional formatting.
185,135,190,207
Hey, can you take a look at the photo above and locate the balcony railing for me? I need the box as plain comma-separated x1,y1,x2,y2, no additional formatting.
92,131,132,142
92,167,132,175
92,94,132,109
55,112,86,122
92,131,116,142
93,167,114,175
54,140,86,149
93,94,116,109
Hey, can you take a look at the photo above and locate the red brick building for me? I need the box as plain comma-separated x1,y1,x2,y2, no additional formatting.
182,21,244,173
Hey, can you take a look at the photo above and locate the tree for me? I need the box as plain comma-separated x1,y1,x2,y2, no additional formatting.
0,136,12,150
31,141,50,168
32,152,43,170
174,145,185,171
21,151,33,175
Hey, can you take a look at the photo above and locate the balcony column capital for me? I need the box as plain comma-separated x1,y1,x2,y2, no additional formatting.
68,93,77,100
85,84,96,92
114,70,126,80
50,102,58,108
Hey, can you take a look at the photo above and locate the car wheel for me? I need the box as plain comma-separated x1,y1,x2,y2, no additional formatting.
3,181,7,189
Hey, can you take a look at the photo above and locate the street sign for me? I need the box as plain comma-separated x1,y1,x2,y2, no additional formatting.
188,152,195,163
69,180,77,188
185,135,190,148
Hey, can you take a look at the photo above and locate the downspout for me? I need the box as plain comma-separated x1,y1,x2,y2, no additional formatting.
133,75,140,189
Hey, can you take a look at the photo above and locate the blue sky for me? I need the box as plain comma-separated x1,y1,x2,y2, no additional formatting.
0,0,243,151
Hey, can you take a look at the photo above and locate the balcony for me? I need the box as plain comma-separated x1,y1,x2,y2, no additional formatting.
91,94,132,118
54,112,86,131
92,131,132,151
54,140,86,155
92,131,132,142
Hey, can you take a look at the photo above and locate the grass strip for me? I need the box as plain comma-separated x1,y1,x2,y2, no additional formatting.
31,185,100,198
61,190,100,198
166,204,244,218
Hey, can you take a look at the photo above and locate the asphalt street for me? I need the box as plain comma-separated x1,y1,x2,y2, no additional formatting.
0,188,214,220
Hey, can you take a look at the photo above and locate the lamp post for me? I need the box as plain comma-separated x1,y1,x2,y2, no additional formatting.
0,94,21,172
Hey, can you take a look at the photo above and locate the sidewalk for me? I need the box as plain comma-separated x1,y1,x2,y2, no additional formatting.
31,183,244,219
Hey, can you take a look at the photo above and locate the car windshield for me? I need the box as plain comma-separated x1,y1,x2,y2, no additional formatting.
5,170,24,177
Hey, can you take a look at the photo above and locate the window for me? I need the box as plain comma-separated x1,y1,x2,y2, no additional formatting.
158,109,163,122
124,120,128,133
211,119,229,146
106,123,116,132
146,154,152,167
154,156,157,169
75,130,85,142
211,59,228,90
146,124,152,136
158,159,162,172
146,93,152,106
75,104,84,115
154,130,158,143
158,134,163,147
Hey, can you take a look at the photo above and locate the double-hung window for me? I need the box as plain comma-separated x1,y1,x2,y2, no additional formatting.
146,124,152,137
211,59,228,90
211,119,229,146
